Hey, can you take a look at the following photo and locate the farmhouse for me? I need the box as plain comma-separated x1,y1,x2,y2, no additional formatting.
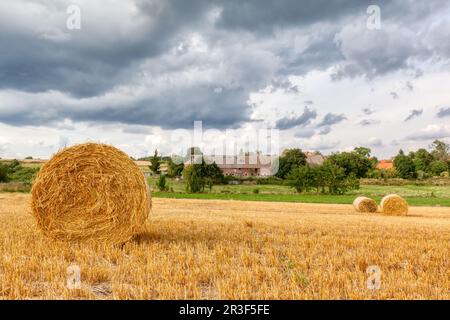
304,151,325,166
184,151,326,177
184,154,274,177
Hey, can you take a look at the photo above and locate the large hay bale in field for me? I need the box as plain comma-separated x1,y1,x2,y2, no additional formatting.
353,196,378,213
31,143,151,244
380,194,408,216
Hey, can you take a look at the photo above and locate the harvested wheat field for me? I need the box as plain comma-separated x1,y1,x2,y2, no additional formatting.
0,193,449,300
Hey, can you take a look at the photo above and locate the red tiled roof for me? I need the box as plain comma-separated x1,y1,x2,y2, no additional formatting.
376,160,394,170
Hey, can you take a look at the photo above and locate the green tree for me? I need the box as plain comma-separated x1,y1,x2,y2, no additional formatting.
183,165,204,193
430,140,449,161
0,164,9,182
320,161,360,195
393,150,416,179
412,148,433,173
167,156,184,177
275,149,307,179
429,160,448,176
156,174,168,191
150,149,161,174
354,146,371,158
204,161,224,184
287,165,316,193
326,150,373,178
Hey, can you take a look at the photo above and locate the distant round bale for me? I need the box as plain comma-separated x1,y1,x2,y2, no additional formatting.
380,194,408,216
353,196,378,213
31,143,151,244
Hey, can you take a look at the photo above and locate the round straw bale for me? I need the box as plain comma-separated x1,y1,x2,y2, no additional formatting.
31,143,151,244
380,194,408,216
353,196,378,213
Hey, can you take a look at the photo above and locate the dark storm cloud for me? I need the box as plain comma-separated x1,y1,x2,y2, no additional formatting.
280,34,345,75
275,107,317,130
0,0,211,97
0,86,251,129
404,109,423,122
317,113,346,127
437,107,450,118
215,0,367,33
331,1,447,80
1,0,450,130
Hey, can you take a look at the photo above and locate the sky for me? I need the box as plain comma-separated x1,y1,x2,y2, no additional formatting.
0,0,449,160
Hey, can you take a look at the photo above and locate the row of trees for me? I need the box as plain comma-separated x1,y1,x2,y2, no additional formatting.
277,148,373,194
393,140,449,179
144,140,449,194
288,162,359,194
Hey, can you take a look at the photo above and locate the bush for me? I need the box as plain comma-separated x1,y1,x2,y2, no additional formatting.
253,188,260,194
256,177,284,185
8,166,39,184
429,160,448,177
0,164,9,183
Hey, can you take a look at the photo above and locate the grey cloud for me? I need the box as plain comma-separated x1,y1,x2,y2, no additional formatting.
390,92,399,100
404,109,423,122
359,119,379,126
281,33,345,75
121,125,152,135
294,128,315,139
437,107,450,118
269,78,300,94
318,126,331,135
331,1,449,80
404,81,414,91
317,113,346,127
215,0,368,34
367,138,383,147
275,107,317,130
362,108,375,115
1,0,450,132
0,85,252,129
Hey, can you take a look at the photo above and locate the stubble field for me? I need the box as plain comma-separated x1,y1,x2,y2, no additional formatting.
0,193,449,299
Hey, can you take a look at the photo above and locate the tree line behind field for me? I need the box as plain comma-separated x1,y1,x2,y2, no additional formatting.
278,140,449,194
276,147,373,195
1,140,447,196
147,140,450,196
392,140,450,180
